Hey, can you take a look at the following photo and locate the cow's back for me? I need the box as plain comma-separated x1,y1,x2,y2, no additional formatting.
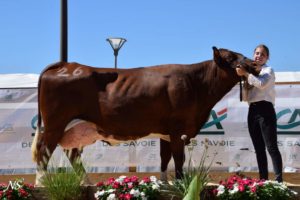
97,65,201,138
39,62,118,132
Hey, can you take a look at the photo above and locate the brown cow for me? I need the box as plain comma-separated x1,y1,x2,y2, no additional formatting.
31,47,258,185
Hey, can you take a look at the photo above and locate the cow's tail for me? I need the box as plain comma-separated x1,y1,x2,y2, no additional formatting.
31,61,65,162
31,81,42,162
31,70,43,162
31,122,41,162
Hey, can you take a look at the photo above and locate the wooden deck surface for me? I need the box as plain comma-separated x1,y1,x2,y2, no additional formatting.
1,171,299,186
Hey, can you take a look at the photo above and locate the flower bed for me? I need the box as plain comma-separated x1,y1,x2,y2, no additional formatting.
213,174,298,200
94,175,162,200
0,179,34,200
1,175,300,200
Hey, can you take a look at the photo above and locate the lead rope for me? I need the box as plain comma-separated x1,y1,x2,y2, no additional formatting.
239,78,243,102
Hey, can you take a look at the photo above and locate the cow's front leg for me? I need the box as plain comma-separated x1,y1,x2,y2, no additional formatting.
160,139,172,181
170,136,185,179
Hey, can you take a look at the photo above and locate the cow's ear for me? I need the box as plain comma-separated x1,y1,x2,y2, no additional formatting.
212,46,222,66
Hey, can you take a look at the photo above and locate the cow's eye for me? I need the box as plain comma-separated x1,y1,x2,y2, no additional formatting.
225,56,234,63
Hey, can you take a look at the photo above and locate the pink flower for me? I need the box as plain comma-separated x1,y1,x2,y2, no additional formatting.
127,183,134,189
238,184,245,192
242,179,251,186
251,186,257,193
231,175,238,181
131,176,139,183
143,177,151,183
107,177,115,185
258,181,264,186
124,177,131,183
124,193,132,200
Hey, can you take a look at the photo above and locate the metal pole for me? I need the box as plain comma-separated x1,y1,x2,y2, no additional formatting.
114,50,118,69
60,0,68,62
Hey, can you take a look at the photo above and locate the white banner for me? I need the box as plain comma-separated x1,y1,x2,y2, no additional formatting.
0,84,300,173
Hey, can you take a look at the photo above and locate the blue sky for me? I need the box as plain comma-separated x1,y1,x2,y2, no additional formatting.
0,0,299,74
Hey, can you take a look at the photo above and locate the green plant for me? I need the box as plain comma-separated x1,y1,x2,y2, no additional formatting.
40,153,87,200
160,136,216,200
94,175,162,200
0,178,34,200
213,174,298,200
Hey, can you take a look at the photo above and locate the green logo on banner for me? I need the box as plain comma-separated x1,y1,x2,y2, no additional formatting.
277,108,300,134
198,108,227,135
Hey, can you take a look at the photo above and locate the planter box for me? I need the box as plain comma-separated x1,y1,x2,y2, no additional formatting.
31,186,215,200
31,185,300,200
31,186,93,200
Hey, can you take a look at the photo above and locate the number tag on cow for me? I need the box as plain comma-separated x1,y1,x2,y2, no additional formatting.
57,67,83,77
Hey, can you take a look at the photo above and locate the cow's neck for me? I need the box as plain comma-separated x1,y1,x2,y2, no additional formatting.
194,61,239,104
212,65,238,101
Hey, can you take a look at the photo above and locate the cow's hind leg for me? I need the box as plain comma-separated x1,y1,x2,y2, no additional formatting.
35,133,58,186
160,139,172,181
64,148,91,185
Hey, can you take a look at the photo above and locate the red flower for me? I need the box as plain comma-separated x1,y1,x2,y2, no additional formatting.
7,194,12,199
19,188,29,197
212,188,219,195
113,182,120,189
5,189,12,195
96,181,104,187
219,180,225,185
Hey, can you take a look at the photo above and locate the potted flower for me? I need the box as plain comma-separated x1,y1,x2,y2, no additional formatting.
94,175,162,200
213,174,298,200
0,179,34,200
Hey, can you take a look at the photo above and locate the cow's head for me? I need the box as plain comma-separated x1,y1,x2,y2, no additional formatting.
212,46,260,76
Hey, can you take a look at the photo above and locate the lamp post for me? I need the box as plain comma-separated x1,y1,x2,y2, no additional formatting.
60,0,68,62
106,37,127,69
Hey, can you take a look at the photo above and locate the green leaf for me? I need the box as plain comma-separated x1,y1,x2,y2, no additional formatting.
183,175,201,200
